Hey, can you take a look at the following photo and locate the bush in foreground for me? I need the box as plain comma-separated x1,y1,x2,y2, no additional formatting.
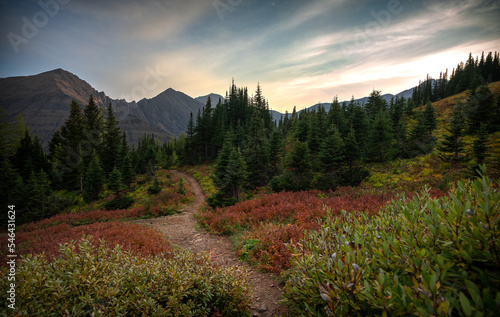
282,169,499,316
1,238,251,316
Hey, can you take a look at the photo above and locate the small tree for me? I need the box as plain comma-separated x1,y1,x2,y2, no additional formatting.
438,101,467,162
107,167,123,194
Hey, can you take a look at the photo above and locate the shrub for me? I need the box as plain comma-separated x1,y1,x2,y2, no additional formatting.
2,222,172,262
147,177,162,195
282,170,499,316
0,238,251,316
103,194,134,210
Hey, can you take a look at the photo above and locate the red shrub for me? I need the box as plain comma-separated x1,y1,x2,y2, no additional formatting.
199,186,448,273
3,222,172,264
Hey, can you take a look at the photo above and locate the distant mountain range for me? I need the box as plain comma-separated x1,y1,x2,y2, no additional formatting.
0,68,416,147
0,69,223,147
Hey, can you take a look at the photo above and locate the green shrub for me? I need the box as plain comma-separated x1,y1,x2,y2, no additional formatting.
1,238,251,316
103,194,134,210
147,178,162,195
282,169,499,316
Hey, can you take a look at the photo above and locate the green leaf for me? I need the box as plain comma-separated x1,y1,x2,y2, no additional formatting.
459,292,472,316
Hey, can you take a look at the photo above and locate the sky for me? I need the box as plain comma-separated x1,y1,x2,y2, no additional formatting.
1,0,500,113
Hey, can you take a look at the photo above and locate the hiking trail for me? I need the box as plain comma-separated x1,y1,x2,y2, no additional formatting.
135,170,285,317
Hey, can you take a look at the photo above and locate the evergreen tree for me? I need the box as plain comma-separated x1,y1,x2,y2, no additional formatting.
0,157,24,207
423,101,437,134
224,146,247,200
244,111,270,187
101,103,121,175
365,90,387,118
268,130,284,179
59,99,85,189
121,153,134,188
84,151,105,202
366,112,393,162
107,167,123,194
270,140,312,192
327,97,348,136
83,95,104,156
472,124,489,166
438,101,467,162
27,169,52,215
465,85,495,133
315,125,344,190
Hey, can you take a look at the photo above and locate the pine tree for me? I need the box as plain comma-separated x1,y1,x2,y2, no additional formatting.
472,124,489,166
224,146,247,200
107,167,123,194
244,111,270,187
438,101,467,162
315,125,344,190
84,151,105,202
318,125,344,174
0,157,24,207
101,103,121,175
366,112,393,162
83,95,104,155
121,153,134,188
59,99,85,189
268,130,284,179
423,101,437,134
365,90,387,118
465,85,495,133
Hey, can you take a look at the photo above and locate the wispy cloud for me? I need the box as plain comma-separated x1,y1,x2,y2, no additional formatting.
1,0,499,112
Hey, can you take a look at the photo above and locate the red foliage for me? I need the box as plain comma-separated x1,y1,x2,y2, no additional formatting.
199,186,446,273
19,206,173,232
2,221,172,264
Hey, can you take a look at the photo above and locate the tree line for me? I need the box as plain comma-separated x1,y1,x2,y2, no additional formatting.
0,96,180,224
411,51,500,106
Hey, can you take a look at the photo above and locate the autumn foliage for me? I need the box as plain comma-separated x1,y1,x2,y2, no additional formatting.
198,186,445,273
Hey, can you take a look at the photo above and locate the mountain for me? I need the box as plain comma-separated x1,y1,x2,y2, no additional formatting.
195,93,225,106
0,69,205,147
303,89,415,114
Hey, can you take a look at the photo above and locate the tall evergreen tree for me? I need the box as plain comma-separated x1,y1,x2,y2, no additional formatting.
423,101,437,134
438,101,467,162
83,95,104,156
101,103,121,175
465,85,495,133
472,124,489,166
59,99,85,188
366,112,393,162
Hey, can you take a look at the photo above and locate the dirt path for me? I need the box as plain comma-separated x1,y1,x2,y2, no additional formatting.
135,170,285,317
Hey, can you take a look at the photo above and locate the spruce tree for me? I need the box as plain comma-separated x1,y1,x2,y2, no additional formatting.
438,101,467,162
83,95,104,153
84,151,105,202
101,103,121,175
107,167,123,194
472,124,489,166
465,85,495,133
315,125,344,190
423,101,437,134
121,153,134,188
59,99,85,189
366,112,393,162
